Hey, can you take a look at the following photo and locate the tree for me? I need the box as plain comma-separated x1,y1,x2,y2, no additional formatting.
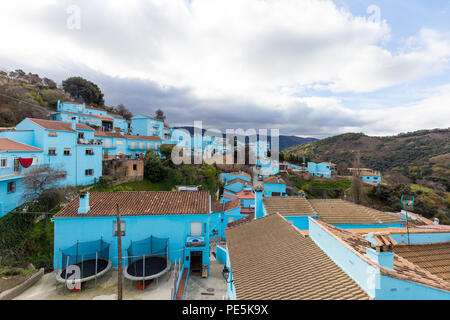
62,76,105,106
155,109,166,122
350,151,365,204
21,166,66,227
159,144,175,159
43,77,57,89
114,104,133,120
144,150,168,182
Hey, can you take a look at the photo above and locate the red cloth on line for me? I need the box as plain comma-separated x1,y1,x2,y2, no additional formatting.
19,158,33,168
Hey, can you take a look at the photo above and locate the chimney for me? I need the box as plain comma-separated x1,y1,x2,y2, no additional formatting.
254,185,264,220
71,117,77,130
78,192,90,214
365,233,395,270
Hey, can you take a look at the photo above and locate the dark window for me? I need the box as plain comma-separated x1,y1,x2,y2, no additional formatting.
64,148,71,156
78,132,84,139
48,148,56,156
7,181,15,193
133,164,137,171
85,149,94,155
85,169,93,176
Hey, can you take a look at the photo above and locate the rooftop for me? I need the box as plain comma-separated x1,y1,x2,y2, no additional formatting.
54,191,210,217
309,199,404,225
225,214,370,300
263,196,315,216
236,189,255,199
393,242,450,283
0,138,43,152
314,219,450,292
124,134,162,141
27,118,94,132
263,176,286,184
94,131,125,138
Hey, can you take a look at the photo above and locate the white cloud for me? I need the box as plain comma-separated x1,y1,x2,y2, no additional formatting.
0,0,449,137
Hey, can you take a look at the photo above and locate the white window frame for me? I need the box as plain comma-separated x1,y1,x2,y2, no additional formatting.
85,169,93,176
0,158,8,168
190,222,203,236
113,221,126,236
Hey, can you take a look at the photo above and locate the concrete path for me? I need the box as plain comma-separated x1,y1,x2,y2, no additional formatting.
14,268,175,300
183,253,227,300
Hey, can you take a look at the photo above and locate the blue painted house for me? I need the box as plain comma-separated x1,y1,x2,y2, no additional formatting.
262,176,286,196
360,170,382,184
223,210,450,300
0,139,44,217
220,171,251,184
53,101,129,132
53,191,213,275
14,118,103,187
210,200,245,239
130,115,164,139
0,118,103,217
307,161,336,178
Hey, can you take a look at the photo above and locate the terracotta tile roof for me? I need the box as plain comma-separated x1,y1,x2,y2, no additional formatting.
94,131,125,138
226,178,251,186
86,106,106,111
263,196,315,216
27,118,94,132
223,193,238,200
313,219,450,292
0,138,43,152
263,176,286,184
393,242,450,283
309,199,404,224
360,171,380,177
54,191,210,217
124,134,162,141
236,190,255,199
107,113,124,119
98,114,114,121
225,214,370,300
212,199,241,213
227,210,254,228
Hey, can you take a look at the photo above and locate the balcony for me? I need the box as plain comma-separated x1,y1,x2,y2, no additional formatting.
78,138,103,145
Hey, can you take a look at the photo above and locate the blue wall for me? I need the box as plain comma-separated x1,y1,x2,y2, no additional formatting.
53,213,211,273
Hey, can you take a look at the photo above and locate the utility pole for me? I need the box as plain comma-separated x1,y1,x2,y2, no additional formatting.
116,203,123,300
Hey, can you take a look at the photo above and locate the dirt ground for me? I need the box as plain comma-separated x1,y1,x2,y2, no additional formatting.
0,267,37,294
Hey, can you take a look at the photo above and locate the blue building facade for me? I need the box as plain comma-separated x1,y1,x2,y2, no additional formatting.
307,161,336,178
0,118,103,217
53,191,212,275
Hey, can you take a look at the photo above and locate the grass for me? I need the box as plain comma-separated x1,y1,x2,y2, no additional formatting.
90,179,175,192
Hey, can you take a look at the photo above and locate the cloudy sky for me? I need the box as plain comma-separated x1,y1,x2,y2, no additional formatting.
1,0,450,138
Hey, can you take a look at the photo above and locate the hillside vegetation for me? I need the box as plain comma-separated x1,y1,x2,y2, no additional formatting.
283,130,450,223
284,130,450,189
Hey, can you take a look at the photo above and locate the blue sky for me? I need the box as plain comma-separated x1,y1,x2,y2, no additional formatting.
0,0,449,138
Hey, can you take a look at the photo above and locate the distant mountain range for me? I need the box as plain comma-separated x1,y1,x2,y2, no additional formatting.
284,129,450,189
173,126,317,150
